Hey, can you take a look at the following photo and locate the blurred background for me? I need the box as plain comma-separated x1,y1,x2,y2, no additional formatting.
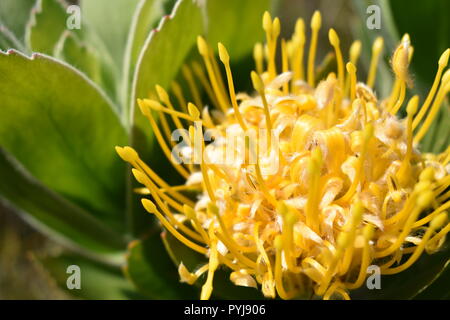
0,0,448,299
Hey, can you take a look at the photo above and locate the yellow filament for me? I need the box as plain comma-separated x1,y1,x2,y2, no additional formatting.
383,190,417,227
133,169,204,243
179,263,209,285
427,222,450,249
142,199,207,254
218,42,247,130
437,189,450,203
278,203,301,272
396,95,419,186
389,82,406,115
210,47,228,99
281,39,289,94
338,123,373,203
367,37,384,88
193,122,217,202
141,99,202,124
200,234,219,300
328,28,344,89
412,200,450,228
413,49,450,129
214,232,257,269
434,175,450,196
158,110,175,147
183,205,210,244
387,79,401,111
207,203,256,254
263,12,280,79
133,169,186,214
251,71,273,149
414,78,450,143
116,147,194,206
156,85,191,144
316,233,347,296
435,174,450,195
346,62,357,101
254,223,275,298
307,11,321,87
181,65,203,109
197,36,229,112
254,42,264,74
345,40,362,96
338,202,364,275
254,160,278,207
375,190,433,258
292,18,305,83
382,213,447,274
323,282,350,300
191,61,220,109
345,225,374,289
138,100,190,178
170,81,188,113
274,236,297,299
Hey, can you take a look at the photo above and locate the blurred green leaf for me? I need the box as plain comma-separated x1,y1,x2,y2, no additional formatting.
26,0,67,55
122,0,167,119
0,24,26,51
81,0,140,76
34,251,142,299
205,0,272,60
0,51,128,232
125,231,197,299
0,0,35,42
54,31,102,85
131,0,203,158
0,148,126,254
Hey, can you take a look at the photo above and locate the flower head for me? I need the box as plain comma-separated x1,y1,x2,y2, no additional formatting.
117,11,450,300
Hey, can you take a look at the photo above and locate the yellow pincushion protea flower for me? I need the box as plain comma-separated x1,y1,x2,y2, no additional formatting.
116,11,450,300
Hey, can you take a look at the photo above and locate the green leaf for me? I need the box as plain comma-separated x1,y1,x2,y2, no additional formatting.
81,0,140,75
121,0,167,119
33,251,143,299
54,31,102,85
26,0,68,55
131,0,203,157
414,259,450,299
125,230,197,299
0,0,35,42
0,24,26,52
205,0,272,60
0,50,127,232
0,148,126,254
